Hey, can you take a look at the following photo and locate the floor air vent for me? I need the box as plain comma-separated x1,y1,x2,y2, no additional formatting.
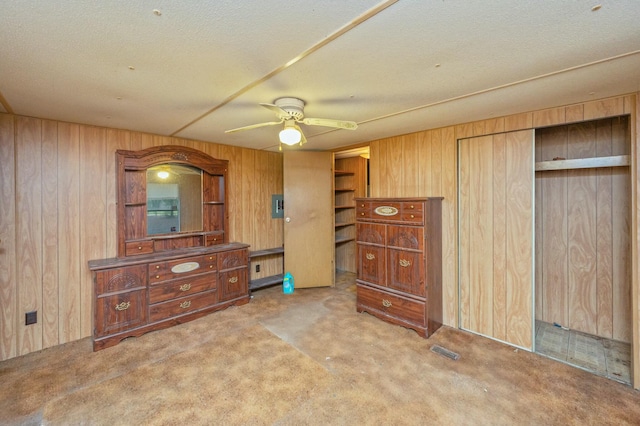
431,345,460,361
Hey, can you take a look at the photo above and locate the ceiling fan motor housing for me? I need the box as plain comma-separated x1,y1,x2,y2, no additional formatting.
274,97,305,121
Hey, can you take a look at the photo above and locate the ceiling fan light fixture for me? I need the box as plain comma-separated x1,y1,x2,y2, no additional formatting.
279,121,302,145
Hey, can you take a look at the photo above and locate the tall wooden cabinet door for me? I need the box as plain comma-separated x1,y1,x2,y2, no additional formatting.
283,151,335,288
458,130,534,350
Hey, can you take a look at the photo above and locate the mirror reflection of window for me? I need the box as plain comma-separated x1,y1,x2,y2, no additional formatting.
146,164,203,235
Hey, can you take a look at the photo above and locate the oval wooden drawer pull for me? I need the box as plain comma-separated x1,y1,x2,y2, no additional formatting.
179,283,192,292
382,299,392,308
115,301,131,311
365,253,375,260
179,300,191,309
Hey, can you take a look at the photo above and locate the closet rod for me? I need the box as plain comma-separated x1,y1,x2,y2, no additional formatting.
535,155,629,171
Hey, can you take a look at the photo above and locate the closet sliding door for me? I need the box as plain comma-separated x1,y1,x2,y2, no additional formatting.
459,130,534,350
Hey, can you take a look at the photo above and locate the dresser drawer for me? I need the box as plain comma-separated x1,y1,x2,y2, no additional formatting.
205,231,225,246
356,200,371,219
125,240,154,256
149,255,216,283
356,284,425,327
95,288,147,337
148,273,217,304
371,202,402,220
387,225,423,250
357,244,386,286
149,289,218,322
387,249,424,296
219,268,248,302
218,248,248,271
95,264,147,295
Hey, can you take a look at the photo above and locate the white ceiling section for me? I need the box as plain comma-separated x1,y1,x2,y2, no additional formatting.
1,1,639,152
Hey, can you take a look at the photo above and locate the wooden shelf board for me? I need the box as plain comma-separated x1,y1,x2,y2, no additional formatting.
535,155,629,171
249,247,284,258
335,236,355,244
335,222,356,228
335,188,356,192
334,170,355,176
249,274,284,291
335,205,355,210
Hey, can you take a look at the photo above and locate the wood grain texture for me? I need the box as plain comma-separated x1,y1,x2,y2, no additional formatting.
57,123,82,343
535,118,630,341
0,114,17,360
504,130,534,349
16,116,43,355
41,120,59,349
459,131,533,349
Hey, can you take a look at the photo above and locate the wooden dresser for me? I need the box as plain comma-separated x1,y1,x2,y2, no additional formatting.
355,197,443,338
89,243,249,351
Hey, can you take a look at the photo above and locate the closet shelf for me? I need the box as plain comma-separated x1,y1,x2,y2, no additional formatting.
535,155,629,171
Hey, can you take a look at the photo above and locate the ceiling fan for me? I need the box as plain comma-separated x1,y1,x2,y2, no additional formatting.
225,97,358,149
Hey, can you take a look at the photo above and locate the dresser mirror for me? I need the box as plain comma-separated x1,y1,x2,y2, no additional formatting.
116,145,229,258
146,164,203,235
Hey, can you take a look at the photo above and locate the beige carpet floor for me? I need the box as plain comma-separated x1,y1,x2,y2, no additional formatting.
1,272,640,425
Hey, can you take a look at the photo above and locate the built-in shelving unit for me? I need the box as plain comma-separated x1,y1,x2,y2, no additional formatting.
334,155,368,273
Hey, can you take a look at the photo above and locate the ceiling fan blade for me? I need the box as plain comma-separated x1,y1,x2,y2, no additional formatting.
296,124,307,146
225,120,282,133
301,117,358,130
260,103,291,118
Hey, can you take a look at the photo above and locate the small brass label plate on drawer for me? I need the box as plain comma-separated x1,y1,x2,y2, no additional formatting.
171,261,200,274
374,206,399,216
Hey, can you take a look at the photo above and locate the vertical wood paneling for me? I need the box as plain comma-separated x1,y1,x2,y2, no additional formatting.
567,123,598,335
458,135,471,330
535,117,630,341
41,120,59,349
492,134,507,341
0,114,17,360
459,131,534,349
533,107,566,128
612,117,632,342
470,136,494,336
57,123,81,343
595,121,614,338
440,126,457,327
505,130,534,349
584,97,625,121
565,104,584,123
79,126,107,338
402,134,419,195
504,112,533,132
417,131,432,193
16,116,43,355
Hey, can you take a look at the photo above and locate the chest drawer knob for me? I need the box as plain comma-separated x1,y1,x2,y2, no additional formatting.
382,299,392,308
179,300,191,309
179,283,192,292
399,259,411,267
410,214,415,219
114,301,131,311
365,253,375,260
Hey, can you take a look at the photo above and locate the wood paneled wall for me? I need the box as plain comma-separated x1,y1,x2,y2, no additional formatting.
369,128,458,326
535,117,631,342
367,94,637,357
0,114,283,361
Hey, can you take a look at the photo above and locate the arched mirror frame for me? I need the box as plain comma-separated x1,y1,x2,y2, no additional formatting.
116,145,229,258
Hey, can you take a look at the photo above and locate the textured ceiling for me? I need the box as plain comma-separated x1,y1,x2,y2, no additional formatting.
1,0,639,152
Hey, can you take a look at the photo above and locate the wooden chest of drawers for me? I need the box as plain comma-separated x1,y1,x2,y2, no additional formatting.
89,243,249,351
355,197,443,338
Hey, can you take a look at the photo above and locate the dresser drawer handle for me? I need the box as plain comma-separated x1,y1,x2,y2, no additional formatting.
382,299,392,308
361,212,365,216
179,300,191,309
179,283,192,292
114,301,131,311
365,253,375,260
229,276,238,284
410,214,415,219
399,259,411,267
409,205,414,209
